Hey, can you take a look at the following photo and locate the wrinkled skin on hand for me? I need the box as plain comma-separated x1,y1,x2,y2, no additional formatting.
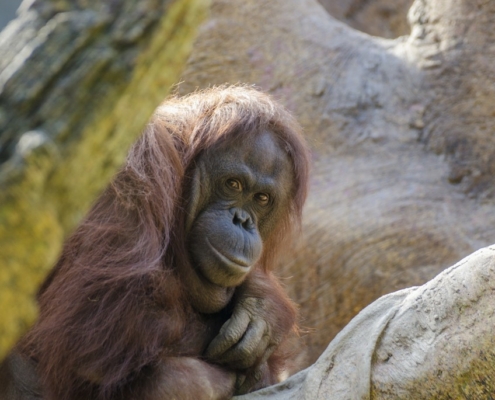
206,297,275,369
206,296,277,393
205,270,296,394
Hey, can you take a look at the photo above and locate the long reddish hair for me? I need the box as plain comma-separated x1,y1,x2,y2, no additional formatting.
20,86,310,399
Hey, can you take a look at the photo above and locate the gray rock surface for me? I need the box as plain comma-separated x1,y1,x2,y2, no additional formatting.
237,245,495,398
318,0,413,38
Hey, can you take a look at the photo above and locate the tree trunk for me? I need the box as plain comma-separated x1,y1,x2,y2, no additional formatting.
0,0,209,359
180,0,495,368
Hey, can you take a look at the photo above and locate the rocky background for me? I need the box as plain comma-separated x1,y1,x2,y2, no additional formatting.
0,0,414,38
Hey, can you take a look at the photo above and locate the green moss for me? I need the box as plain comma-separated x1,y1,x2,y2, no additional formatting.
0,153,64,354
0,0,210,359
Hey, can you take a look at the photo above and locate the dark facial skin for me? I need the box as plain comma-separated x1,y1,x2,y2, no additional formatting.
185,131,294,312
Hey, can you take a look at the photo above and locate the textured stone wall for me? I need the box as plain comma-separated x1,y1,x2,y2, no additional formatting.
318,0,414,38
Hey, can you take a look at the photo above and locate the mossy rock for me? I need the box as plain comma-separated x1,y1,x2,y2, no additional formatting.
0,0,210,359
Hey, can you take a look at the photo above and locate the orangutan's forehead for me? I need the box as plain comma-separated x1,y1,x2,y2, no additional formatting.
203,131,293,185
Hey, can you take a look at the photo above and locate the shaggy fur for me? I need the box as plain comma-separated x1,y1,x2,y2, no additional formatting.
18,86,310,399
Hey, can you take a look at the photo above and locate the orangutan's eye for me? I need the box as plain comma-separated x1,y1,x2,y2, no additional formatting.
254,193,270,206
226,179,242,191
